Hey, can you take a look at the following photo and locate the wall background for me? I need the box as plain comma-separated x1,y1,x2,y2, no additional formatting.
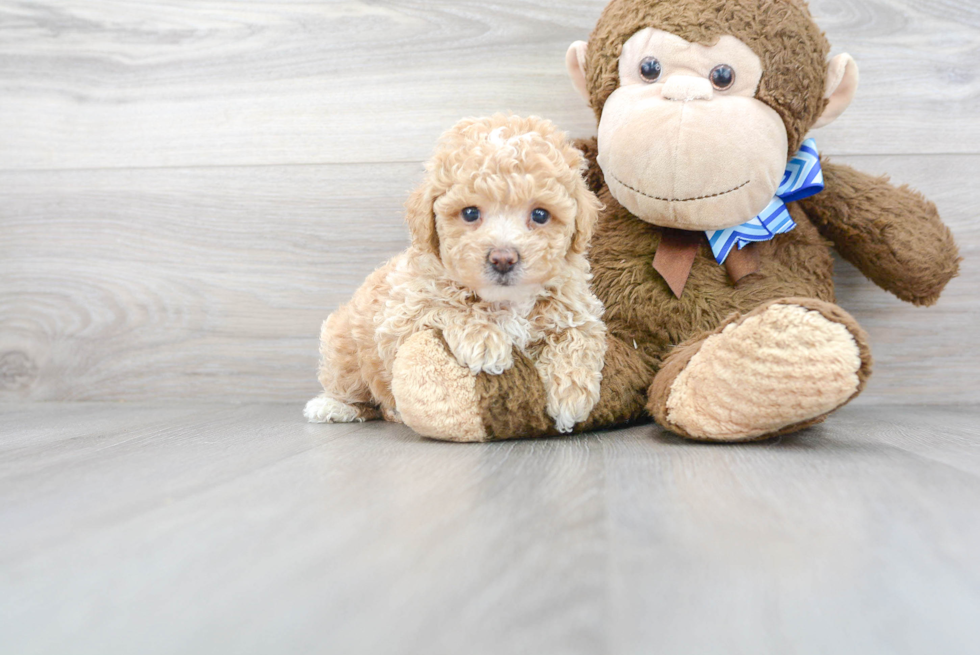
1,0,977,404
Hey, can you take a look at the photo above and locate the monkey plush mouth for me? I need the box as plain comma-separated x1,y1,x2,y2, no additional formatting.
610,174,751,203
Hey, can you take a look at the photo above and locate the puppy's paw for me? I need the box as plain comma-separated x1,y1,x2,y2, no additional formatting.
546,382,600,433
538,356,603,433
478,327,515,375
382,406,403,424
304,395,365,424
443,325,514,375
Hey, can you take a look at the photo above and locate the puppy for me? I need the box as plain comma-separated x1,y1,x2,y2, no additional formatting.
304,114,606,433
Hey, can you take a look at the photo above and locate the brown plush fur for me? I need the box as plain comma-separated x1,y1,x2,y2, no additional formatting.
801,161,961,306
394,0,960,442
477,331,651,439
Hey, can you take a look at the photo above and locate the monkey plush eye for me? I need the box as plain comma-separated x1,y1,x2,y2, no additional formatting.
639,57,662,83
710,64,736,90
530,208,551,225
461,207,481,223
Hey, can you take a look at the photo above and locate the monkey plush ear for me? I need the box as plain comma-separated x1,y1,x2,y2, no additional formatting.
566,41,590,104
814,54,860,129
404,181,441,256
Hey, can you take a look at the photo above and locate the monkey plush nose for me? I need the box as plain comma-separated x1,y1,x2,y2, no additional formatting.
488,248,519,274
661,75,714,102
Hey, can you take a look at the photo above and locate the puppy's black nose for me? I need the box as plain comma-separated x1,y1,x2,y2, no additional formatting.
488,248,519,274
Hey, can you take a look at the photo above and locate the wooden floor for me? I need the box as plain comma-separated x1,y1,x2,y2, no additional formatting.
2,403,979,654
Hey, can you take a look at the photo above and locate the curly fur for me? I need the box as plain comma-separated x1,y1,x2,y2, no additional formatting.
306,114,607,434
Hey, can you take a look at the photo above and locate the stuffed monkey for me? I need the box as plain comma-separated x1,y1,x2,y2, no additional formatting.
391,0,960,442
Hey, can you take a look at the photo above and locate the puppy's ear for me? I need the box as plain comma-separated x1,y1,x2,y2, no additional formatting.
404,179,441,256
569,177,602,256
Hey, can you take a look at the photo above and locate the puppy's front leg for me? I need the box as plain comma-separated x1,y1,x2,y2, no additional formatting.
536,322,607,433
443,321,514,375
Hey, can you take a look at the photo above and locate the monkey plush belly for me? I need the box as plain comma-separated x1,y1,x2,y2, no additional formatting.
591,200,836,368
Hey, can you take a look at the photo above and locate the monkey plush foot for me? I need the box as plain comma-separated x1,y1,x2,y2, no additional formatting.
391,330,489,442
648,298,873,442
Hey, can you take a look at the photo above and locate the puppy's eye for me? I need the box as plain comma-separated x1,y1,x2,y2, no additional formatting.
461,207,481,223
639,57,662,83
710,64,735,90
530,208,551,225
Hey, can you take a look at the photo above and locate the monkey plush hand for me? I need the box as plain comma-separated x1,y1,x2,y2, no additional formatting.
390,0,960,442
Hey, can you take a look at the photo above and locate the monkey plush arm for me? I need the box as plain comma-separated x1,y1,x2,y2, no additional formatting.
799,160,960,306
475,333,652,438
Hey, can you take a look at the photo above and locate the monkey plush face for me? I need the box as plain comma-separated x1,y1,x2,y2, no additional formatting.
566,0,859,232
595,28,788,230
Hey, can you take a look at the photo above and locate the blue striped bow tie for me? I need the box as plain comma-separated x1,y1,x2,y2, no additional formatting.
705,139,824,265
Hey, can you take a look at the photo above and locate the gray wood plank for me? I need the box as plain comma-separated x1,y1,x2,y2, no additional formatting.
0,403,608,655
1,403,978,654
1,0,978,172
1,154,976,405
605,405,980,654
0,162,421,403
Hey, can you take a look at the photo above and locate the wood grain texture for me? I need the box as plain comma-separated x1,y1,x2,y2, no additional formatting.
0,0,978,171
1,154,977,404
0,162,419,402
1,403,979,654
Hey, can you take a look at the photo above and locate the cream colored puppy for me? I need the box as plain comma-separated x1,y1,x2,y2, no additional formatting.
304,114,606,434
